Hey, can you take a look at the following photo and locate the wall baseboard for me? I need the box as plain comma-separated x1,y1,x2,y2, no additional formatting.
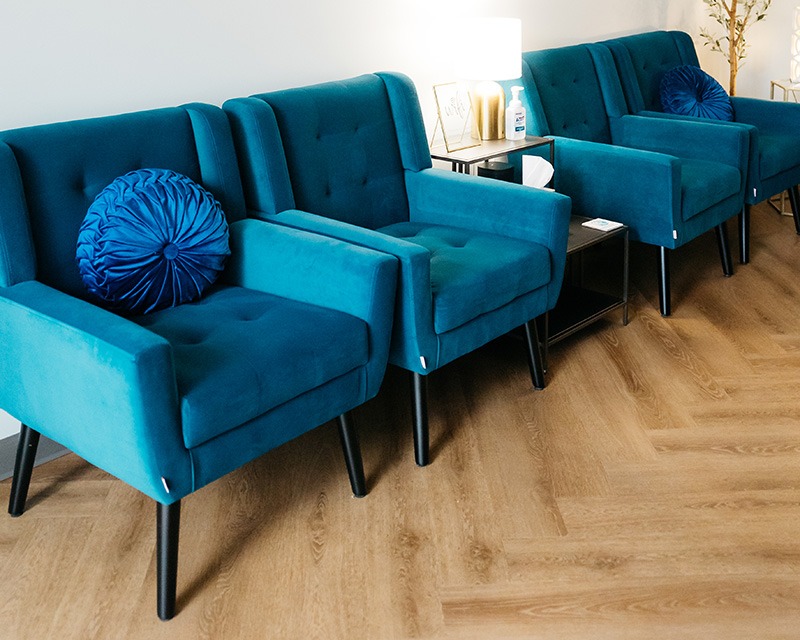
0,433,68,482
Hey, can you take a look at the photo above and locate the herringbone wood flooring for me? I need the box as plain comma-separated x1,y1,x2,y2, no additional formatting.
2,202,800,639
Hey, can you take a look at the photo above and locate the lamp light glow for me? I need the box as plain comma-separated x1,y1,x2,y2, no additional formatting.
455,17,522,140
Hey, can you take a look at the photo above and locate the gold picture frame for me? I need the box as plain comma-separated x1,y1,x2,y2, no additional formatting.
430,82,480,153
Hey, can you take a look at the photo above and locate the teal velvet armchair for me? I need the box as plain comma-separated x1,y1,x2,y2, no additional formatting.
223,72,571,467
601,30,800,260
506,44,750,316
0,105,398,619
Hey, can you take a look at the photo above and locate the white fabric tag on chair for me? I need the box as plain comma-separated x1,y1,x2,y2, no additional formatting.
522,155,554,189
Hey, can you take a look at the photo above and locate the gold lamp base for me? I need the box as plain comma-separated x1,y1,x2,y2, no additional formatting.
470,80,506,140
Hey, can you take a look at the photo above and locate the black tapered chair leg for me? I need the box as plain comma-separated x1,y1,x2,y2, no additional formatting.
8,424,41,517
715,221,733,277
523,320,546,390
658,246,671,317
411,372,429,467
789,185,800,235
336,412,367,497
157,500,181,621
739,205,750,264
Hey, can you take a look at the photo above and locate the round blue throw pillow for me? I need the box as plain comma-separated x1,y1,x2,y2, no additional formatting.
660,65,733,121
77,168,230,315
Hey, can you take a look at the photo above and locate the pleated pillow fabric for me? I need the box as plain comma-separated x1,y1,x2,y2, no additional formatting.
77,168,230,314
660,65,734,121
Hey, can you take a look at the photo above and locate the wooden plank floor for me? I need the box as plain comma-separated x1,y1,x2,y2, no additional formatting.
2,201,800,639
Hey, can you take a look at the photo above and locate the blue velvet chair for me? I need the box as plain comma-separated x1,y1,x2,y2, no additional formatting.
0,104,398,619
223,72,571,467
601,30,800,261
505,44,750,316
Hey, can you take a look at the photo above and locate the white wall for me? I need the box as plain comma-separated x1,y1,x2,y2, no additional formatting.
0,0,704,133
0,411,18,441
699,0,798,99
2,0,789,134
0,1,790,439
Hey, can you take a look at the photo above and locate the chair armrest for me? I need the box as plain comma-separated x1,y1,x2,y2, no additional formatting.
406,168,570,249
731,96,800,134
612,114,750,171
226,218,398,321
224,218,399,395
637,109,715,121
553,137,682,247
0,281,188,502
405,167,571,307
632,110,759,200
636,109,760,139
246,210,438,373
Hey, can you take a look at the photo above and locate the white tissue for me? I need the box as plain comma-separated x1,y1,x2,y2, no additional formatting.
522,155,554,189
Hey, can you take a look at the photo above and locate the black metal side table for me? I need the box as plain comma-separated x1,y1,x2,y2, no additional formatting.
430,135,554,176
542,216,629,366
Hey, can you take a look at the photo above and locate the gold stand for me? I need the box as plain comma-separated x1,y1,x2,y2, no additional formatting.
768,81,800,216
768,191,793,217
470,80,505,140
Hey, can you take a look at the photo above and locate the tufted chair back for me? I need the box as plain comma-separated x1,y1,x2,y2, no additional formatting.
602,31,700,114
521,44,630,143
0,105,246,297
245,73,432,231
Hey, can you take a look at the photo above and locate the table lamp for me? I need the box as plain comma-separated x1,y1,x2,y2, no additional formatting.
455,17,522,140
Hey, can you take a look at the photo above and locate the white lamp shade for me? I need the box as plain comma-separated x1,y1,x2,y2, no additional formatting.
792,6,800,83
454,17,522,81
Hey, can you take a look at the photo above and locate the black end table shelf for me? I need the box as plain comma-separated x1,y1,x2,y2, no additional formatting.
547,286,626,343
542,216,629,365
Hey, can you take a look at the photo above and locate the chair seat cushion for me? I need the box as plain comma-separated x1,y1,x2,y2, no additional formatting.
759,134,800,182
660,65,733,121
77,168,230,315
378,222,551,334
680,159,742,222
133,285,369,448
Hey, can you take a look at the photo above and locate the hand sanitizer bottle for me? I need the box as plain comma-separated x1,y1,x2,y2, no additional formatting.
505,86,526,141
